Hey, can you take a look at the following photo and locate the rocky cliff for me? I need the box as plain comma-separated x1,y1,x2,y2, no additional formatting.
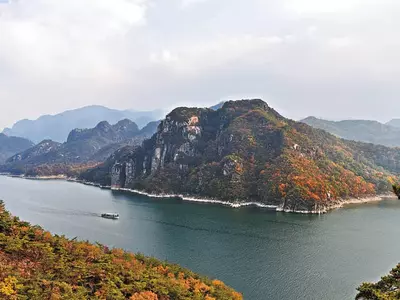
81,99,400,212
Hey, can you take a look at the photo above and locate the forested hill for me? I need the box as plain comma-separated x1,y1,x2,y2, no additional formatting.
0,201,242,299
81,99,400,213
357,264,400,299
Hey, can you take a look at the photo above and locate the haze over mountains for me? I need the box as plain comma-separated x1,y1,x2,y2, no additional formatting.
1,119,159,176
301,117,400,147
387,119,400,128
0,134,34,164
3,99,400,213
2,105,164,143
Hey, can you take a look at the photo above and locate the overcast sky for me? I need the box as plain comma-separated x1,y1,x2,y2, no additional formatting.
1,0,400,129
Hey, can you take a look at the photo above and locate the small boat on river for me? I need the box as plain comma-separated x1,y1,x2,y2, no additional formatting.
101,213,119,219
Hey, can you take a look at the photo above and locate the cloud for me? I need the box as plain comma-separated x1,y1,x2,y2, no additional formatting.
1,0,400,130
181,0,208,8
285,0,364,14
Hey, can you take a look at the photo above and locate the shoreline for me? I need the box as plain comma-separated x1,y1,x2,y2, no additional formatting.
2,174,396,214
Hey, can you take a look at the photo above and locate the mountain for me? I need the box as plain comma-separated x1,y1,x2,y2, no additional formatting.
210,102,225,110
0,133,34,164
3,105,163,143
301,116,400,147
387,119,400,128
81,99,400,213
0,201,242,299
136,120,161,137
1,119,158,176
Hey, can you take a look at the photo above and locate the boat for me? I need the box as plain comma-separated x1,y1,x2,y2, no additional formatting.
101,213,119,219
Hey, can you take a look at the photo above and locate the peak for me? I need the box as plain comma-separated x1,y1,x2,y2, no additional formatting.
303,116,319,121
210,101,225,111
38,139,57,145
301,116,322,123
113,119,139,133
167,107,209,123
222,99,269,110
115,119,134,126
95,121,112,129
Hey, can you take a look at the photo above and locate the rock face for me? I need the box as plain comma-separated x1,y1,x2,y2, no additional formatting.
81,99,400,212
0,133,34,164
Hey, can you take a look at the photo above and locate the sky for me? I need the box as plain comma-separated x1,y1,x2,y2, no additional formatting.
1,0,400,129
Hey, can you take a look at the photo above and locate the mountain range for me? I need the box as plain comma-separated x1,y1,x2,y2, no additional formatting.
301,117,400,147
81,99,400,213
386,119,400,128
3,105,163,143
1,119,159,176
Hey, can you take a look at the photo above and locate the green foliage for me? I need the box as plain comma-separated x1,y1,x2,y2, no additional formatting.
82,99,400,212
0,202,242,300
356,264,400,299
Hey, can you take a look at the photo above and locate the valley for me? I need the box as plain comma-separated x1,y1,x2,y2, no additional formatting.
1,176,400,299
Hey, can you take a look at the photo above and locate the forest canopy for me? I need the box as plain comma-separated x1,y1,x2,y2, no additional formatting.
0,201,242,300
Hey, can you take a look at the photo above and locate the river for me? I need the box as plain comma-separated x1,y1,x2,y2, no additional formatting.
0,176,399,299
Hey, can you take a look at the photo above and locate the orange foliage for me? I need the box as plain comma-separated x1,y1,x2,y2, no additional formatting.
130,291,159,300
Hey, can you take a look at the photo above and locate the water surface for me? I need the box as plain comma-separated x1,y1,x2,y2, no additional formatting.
1,176,399,299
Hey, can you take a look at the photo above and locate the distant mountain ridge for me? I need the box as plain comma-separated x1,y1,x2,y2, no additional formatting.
3,105,163,143
0,134,34,164
81,99,400,213
387,119,400,128
1,119,159,176
301,116,400,147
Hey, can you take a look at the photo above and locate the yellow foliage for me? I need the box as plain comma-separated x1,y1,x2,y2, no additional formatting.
0,276,21,296
212,279,224,286
130,291,159,300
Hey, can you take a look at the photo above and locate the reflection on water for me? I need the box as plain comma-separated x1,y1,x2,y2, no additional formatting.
1,176,400,300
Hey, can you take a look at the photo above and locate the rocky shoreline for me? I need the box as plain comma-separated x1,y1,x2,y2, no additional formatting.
1,174,396,214
70,178,398,213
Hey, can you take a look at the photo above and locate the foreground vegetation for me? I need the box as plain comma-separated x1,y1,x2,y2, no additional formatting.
357,264,400,299
392,184,400,199
0,201,242,299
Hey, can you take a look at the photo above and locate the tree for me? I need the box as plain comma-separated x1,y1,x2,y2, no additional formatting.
392,184,400,199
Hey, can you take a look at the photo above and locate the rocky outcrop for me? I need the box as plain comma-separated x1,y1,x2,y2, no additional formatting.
81,99,400,213
1,119,158,176
2,105,162,143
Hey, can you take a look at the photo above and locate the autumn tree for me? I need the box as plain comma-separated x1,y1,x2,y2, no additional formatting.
393,184,400,199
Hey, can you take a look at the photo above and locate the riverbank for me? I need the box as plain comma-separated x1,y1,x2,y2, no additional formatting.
2,174,396,214
70,179,398,214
